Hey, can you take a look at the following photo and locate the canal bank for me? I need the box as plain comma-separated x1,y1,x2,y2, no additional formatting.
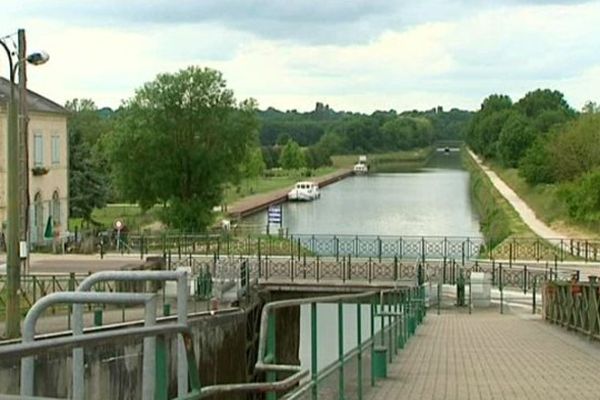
226,168,353,219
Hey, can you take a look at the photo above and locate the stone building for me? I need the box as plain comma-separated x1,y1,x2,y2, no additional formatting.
0,77,68,246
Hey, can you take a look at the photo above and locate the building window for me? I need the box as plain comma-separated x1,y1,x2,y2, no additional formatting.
52,191,61,227
51,135,60,164
34,134,44,166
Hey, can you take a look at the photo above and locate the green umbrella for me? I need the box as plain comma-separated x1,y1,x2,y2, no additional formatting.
44,216,54,239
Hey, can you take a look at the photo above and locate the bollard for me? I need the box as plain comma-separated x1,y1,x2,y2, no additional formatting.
93,308,103,326
372,346,388,379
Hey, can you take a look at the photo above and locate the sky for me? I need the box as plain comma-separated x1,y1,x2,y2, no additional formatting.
1,1,599,113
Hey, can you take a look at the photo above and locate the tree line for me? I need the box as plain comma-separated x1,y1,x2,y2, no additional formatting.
466,89,600,226
67,66,472,231
259,103,471,169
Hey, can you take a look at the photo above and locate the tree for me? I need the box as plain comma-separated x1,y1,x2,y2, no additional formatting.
241,147,266,179
561,168,600,224
279,140,306,170
65,99,111,222
519,138,555,185
107,67,259,231
547,114,600,181
466,94,513,158
497,111,536,167
582,101,599,114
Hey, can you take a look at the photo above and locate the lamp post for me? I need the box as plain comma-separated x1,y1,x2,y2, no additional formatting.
1,29,49,338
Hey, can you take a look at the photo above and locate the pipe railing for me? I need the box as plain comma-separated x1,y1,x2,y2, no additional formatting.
178,285,425,399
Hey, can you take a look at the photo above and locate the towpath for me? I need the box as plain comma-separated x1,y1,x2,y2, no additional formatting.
467,149,567,239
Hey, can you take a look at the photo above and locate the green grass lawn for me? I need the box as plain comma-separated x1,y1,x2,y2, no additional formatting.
223,167,337,204
331,148,433,169
69,204,163,232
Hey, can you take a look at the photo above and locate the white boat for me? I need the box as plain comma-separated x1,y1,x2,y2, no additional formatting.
353,162,368,175
288,181,321,201
353,155,368,175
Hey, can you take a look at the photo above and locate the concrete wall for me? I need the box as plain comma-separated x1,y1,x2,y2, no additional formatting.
0,308,254,400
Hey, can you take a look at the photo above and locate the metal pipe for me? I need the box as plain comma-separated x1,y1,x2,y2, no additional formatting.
0,324,188,359
72,270,188,399
21,292,154,396
142,295,157,400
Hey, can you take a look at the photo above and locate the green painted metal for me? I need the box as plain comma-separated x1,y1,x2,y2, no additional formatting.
356,303,363,400
337,302,344,400
311,303,318,400
155,336,168,400
370,298,376,388
93,308,103,327
372,346,388,378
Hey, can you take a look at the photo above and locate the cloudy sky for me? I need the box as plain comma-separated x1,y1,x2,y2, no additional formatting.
1,1,599,112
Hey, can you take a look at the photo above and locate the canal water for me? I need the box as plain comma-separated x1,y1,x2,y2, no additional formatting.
245,150,480,238
248,150,481,379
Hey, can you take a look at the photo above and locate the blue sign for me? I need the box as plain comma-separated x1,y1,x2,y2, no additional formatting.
268,205,282,225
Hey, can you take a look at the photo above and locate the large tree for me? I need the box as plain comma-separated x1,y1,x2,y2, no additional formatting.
107,67,259,231
66,99,111,222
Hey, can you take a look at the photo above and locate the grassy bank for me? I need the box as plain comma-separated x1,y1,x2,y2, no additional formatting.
488,162,599,238
463,151,535,247
331,147,433,172
224,166,337,204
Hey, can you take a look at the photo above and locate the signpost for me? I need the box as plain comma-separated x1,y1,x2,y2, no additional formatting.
267,205,282,235
114,219,124,252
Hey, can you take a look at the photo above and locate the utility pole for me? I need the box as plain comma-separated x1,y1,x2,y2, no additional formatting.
4,37,21,338
18,29,30,273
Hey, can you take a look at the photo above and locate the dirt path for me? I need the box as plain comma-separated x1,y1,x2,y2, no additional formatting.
467,149,568,240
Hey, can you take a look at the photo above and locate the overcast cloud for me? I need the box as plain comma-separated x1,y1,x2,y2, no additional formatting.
1,0,598,112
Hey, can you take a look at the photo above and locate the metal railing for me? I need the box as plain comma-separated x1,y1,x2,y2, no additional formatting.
62,232,600,263
543,277,600,340
178,285,426,400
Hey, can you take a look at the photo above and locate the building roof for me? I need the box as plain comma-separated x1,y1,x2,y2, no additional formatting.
0,77,67,114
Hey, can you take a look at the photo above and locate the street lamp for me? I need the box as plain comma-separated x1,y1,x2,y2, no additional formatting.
1,29,49,338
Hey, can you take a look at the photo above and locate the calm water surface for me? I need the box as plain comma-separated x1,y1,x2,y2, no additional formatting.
245,151,480,237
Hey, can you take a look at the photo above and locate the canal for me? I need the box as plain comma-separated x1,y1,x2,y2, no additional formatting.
251,150,481,381
245,150,480,238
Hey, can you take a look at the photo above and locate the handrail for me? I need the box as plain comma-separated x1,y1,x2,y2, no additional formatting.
72,270,189,399
19,292,158,399
184,288,412,399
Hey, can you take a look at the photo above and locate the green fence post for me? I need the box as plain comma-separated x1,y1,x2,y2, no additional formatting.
68,273,75,329
387,294,393,363
532,277,537,315
357,303,363,400
94,308,103,327
370,296,376,387
266,311,276,400
397,291,404,350
338,302,344,400
436,282,441,315
311,303,318,400
155,335,168,400
499,263,504,315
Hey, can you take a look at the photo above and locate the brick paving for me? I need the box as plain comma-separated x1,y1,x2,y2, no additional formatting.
368,309,600,400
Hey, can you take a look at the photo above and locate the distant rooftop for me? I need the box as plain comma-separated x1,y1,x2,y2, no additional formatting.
0,77,67,114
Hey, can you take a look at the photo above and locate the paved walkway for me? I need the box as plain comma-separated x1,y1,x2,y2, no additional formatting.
467,149,567,240
369,309,600,400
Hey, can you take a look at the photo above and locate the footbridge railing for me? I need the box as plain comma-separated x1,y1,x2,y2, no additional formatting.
95,232,600,263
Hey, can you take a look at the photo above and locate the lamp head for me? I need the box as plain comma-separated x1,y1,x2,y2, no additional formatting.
26,51,49,66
